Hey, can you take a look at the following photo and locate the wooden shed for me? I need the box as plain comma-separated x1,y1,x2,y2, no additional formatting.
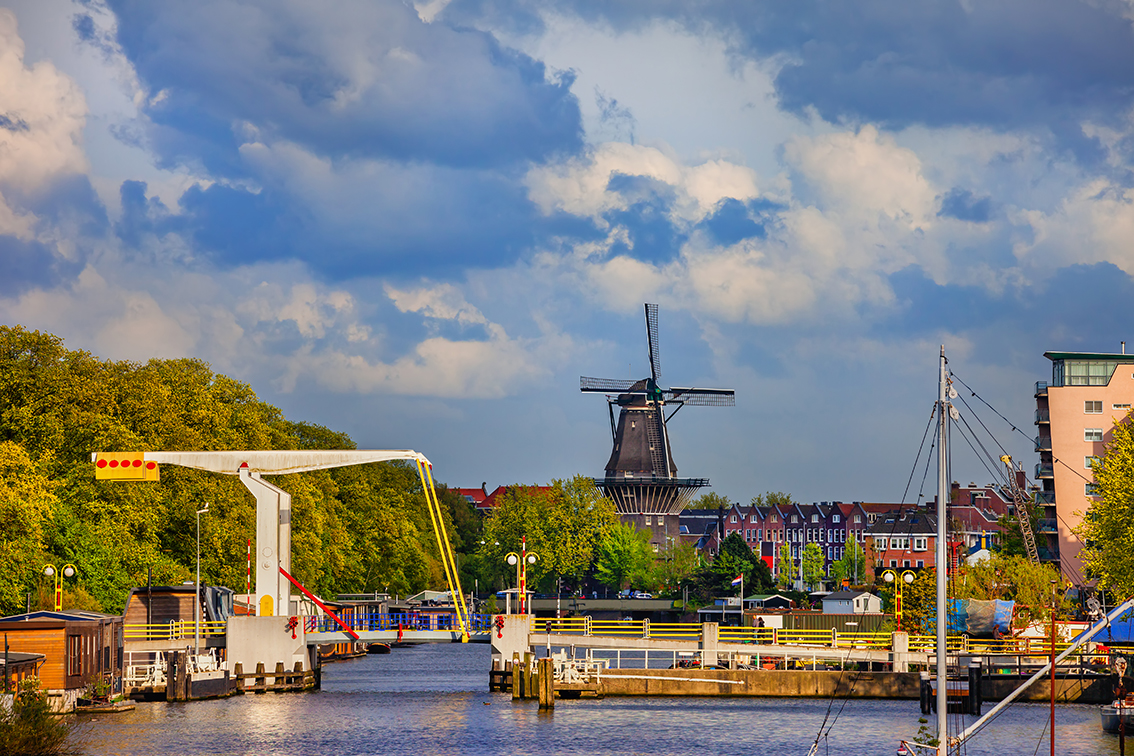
0,611,123,694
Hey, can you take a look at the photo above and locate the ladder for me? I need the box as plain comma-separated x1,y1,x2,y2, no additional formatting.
646,410,669,477
1000,455,1040,564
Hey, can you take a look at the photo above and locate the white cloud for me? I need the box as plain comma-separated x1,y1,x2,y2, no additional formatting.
525,141,761,227
0,9,88,191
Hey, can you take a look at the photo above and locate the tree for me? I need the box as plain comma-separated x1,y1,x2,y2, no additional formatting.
777,541,793,589
953,553,1068,628
752,491,797,508
688,491,731,511
831,535,866,585
801,543,825,590
475,477,619,591
594,523,653,591
645,541,701,597
0,442,58,614
1076,415,1134,597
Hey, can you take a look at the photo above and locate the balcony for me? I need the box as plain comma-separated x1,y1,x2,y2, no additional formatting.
1036,519,1058,534
1035,464,1054,479
1035,408,1050,424
1035,381,1048,397
1033,490,1055,505
1034,436,1052,452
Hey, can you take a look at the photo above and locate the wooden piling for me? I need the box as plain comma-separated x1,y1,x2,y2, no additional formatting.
538,657,554,709
254,662,266,694
234,663,245,692
524,652,534,698
511,654,521,700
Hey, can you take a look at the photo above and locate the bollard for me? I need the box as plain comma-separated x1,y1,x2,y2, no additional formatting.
538,657,554,709
511,654,521,700
524,652,534,699
255,662,266,694
234,662,245,692
275,662,285,688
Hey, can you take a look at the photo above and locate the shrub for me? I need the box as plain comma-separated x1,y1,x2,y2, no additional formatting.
0,677,77,755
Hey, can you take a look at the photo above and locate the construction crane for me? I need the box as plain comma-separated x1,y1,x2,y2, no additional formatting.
999,454,1040,564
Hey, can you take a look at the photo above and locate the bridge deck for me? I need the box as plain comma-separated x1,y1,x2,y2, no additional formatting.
306,630,491,644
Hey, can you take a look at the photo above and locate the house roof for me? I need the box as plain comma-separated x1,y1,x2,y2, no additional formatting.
0,651,45,667
454,487,488,505
0,609,118,622
746,593,792,602
823,590,874,601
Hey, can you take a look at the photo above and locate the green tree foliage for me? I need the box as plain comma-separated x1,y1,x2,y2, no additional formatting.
0,677,75,755
645,541,702,597
777,541,793,589
1076,415,1134,597
831,535,867,585
879,568,937,634
594,523,654,591
801,543,825,589
680,534,773,606
751,491,796,508
0,326,464,614
688,491,731,510
953,553,1069,627
475,477,618,591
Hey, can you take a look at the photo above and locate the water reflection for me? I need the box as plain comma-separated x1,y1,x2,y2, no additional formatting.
82,643,1123,756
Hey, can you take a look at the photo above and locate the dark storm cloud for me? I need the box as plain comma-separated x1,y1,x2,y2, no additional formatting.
449,0,1134,151
105,0,583,174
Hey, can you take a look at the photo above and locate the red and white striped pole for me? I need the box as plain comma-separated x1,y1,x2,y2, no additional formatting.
246,537,252,609
520,536,527,615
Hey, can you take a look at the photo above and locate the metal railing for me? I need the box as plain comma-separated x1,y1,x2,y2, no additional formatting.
1035,464,1054,478
1034,435,1052,451
303,611,496,634
528,618,1119,659
123,620,227,640
1035,381,1048,396
1035,408,1050,423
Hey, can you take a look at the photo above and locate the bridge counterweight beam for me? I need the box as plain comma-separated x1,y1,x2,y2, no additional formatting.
240,468,291,617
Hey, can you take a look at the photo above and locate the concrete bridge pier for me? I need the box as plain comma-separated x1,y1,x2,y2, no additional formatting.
891,632,909,673
699,622,719,667
491,614,530,668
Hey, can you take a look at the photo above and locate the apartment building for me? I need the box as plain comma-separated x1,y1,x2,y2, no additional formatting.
1035,350,1134,584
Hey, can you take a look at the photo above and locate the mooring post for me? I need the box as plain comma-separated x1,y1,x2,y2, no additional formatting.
538,657,554,709
234,662,244,692
511,653,521,700
524,652,534,699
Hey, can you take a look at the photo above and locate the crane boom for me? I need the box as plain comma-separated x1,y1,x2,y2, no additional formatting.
1000,454,1040,564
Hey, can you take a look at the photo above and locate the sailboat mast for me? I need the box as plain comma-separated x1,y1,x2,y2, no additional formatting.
936,346,949,754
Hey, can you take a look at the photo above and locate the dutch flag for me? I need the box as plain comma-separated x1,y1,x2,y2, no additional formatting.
731,574,743,587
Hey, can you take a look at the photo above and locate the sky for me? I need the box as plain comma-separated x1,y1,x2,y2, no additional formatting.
2,0,1134,506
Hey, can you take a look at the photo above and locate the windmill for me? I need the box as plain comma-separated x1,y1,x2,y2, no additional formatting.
581,304,735,529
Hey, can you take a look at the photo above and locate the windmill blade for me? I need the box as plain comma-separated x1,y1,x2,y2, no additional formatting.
645,303,662,388
581,376,637,393
664,387,736,406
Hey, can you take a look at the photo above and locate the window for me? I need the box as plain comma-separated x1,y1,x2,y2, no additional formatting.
791,515,799,523
1086,483,1100,497
1085,400,1103,414
757,529,762,542
876,537,888,551
832,514,841,523
730,515,737,523
811,514,819,523
770,514,779,523
889,560,897,568
916,560,925,568
891,537,910,550
645,516,652,525
1086,456,1100,469
1056,359,1119,386
913,537,928,551
1086,428,1104,442
652,543,659,552
67,635,82,676
750,514,757,523
1115,403,1131,410
854,514,862,523
903,560,911,568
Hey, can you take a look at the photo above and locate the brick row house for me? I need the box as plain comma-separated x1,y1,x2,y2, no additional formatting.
704,501,875,588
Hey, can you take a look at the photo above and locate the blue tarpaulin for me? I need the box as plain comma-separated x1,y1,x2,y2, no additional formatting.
1074,610,1134,644
926,599,1014,637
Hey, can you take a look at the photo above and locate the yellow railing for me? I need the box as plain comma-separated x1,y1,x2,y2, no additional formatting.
527,619,1098,657
123,620,227,640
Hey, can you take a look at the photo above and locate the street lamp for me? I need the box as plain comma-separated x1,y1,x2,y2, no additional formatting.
505,536,538,615
43,564,76,612
195,503,210,656
882,569,916,631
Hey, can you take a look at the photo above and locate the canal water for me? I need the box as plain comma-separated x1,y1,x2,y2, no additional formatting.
85,643,1122,755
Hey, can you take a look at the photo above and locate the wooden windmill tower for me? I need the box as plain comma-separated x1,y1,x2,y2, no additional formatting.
581,304,734,546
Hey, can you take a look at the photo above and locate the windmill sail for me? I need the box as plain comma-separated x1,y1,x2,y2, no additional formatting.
580,304,734,516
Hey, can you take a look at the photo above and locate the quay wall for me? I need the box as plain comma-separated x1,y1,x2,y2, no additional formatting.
559,669,1113,703
567,669,921,699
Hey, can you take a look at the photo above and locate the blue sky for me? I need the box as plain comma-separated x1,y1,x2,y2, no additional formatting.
2,0,1133,505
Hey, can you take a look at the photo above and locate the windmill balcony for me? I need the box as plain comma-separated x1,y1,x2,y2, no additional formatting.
1034,381,1048,397
1035,408,1050,424
1035,464,1054,479
1034,436,1052,452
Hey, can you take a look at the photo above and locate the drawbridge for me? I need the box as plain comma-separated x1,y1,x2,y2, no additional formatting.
93,449,473,642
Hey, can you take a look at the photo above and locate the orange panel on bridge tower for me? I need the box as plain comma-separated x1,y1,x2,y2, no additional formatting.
94,452,159,481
